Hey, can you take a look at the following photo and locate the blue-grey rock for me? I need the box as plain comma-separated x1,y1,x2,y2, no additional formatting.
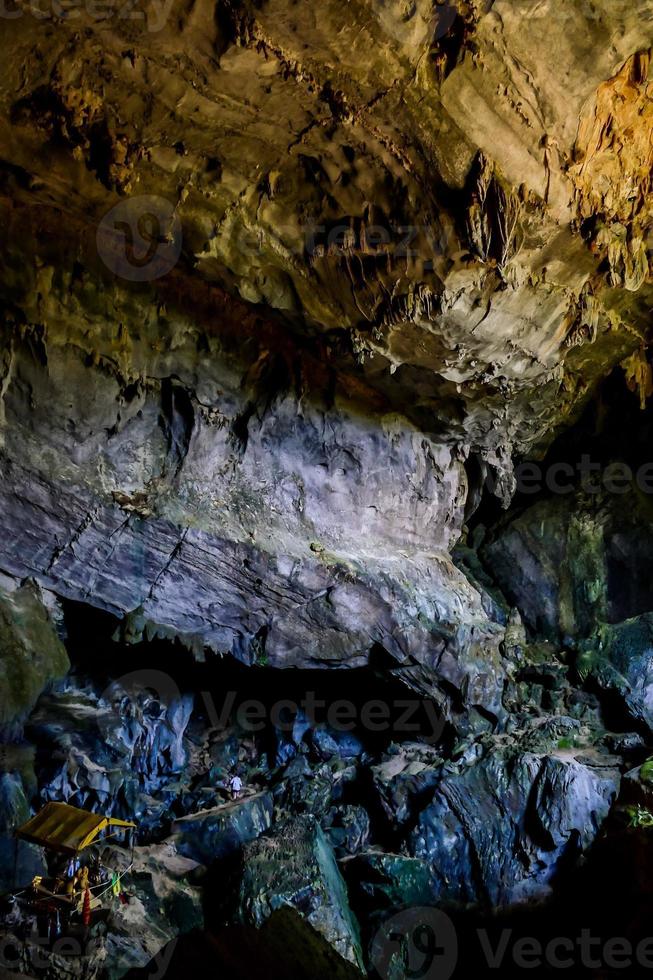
0,771,46,893
323,805,370,857
171,791,274,865
224,814,365,973
344,851,437,919
578,613,653,733
408,739,620,907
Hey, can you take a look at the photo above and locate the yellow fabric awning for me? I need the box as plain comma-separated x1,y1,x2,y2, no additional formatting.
16,802,136,855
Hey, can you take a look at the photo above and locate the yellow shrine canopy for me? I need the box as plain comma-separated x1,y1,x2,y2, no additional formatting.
16,802,136,856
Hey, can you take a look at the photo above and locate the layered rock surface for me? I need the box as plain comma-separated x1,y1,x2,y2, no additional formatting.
1,3,653,978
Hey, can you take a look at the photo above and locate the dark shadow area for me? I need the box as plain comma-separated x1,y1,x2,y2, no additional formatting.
121,820,653,979
469,361,653,629
473,360,653,529
61,599,447,755
54,569,653,979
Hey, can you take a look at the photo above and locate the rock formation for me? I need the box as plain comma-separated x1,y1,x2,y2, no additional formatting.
1,1,653,977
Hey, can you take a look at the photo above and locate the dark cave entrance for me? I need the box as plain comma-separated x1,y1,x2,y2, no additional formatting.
465,363,653,635
53,597,653,980
471,362,653,528
60,598,449,758
52,596,453,851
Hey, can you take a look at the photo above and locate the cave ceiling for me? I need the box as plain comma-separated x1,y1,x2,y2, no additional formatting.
0,0,652,670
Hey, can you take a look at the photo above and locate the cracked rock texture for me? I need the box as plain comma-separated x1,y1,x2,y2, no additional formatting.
1,3,653,975
220,813,365,972
408,733,620,906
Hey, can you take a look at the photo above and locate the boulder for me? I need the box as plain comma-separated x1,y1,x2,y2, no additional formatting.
171,791,273,865
578,613,653,733
408,735,620,907
102,841,203,980
273,754,357,816
26,677,195,834
308,727,365,763
344,851,437,921
220,814,364,974
482,487,653,643
370,743,443,830
0,769,45,894
322,805,370,857
0,581,69,732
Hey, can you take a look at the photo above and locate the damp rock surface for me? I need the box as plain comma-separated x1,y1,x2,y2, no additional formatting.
1,3,653,978
221,813,365,973
0,582,69,731
0,1,651,700
407,733,621,907
171,791,274,865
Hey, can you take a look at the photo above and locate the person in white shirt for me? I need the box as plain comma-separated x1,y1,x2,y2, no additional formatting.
229,773,243,799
